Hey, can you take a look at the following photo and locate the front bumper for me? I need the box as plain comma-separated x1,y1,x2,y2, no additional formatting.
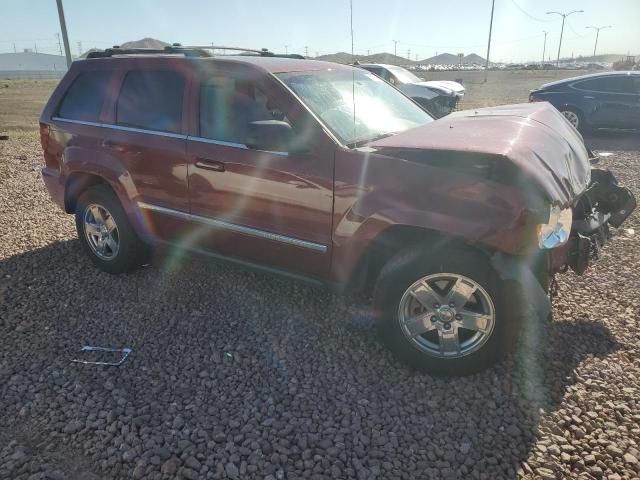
554,168,636,275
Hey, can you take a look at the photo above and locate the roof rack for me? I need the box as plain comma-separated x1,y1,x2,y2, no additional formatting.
86,44,305,60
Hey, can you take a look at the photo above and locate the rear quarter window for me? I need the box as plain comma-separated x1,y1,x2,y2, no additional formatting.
57,71,112,122
116,70,185,133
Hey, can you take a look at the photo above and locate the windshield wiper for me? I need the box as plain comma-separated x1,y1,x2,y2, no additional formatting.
346,131,397,148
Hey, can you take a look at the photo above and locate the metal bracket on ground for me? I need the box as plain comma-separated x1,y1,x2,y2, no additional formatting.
71,345,132,366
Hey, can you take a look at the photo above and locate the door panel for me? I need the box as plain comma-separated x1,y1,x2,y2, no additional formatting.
101,63,192,242
185,65,334,277
186,139,333,276
103,128,189,241
575,76,637,128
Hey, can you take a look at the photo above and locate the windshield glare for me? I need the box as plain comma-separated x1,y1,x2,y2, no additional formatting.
387,66,422,84
277,69,433,145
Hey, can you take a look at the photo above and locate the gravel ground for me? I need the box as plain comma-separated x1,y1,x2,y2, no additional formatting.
1,131,639,480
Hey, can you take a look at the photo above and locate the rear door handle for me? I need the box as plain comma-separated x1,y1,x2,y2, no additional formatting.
195,158,225,172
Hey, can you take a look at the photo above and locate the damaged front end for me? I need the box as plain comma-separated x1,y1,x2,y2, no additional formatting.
554,167,636,275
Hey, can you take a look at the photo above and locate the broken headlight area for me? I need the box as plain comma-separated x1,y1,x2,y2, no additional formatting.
537,205,572,249
556,168,636,275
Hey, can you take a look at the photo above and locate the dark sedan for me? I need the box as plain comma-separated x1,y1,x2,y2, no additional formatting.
529,71,640,132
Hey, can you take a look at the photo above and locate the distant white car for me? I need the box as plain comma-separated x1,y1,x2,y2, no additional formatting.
358,63,465,117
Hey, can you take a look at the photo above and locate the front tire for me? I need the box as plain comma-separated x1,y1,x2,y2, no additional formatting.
373,246,516,375
75,184,149,274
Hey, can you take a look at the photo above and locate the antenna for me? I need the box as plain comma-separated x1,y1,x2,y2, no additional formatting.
350,0,355,61
350,0,356,139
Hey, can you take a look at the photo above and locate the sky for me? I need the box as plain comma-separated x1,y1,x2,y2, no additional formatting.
1,0,639,63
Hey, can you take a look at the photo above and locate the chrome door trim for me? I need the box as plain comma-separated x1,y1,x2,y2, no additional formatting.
188,136,289,157
51,117,188,140
138,202,328,253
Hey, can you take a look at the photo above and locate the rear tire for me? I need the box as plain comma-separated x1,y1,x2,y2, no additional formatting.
373,245,518,376
75,184,149,274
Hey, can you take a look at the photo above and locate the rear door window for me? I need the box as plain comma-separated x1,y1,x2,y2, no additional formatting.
58,71,111,122
116,70,185,133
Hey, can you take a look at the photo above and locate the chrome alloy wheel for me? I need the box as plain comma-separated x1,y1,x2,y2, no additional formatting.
398,273,496,358
83,203,119,260
561,110,580,129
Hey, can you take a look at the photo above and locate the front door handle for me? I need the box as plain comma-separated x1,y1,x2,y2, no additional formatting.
101,140,128,152
195,158,225,172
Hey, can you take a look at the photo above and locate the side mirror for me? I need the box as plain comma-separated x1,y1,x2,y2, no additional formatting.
247,120,293,152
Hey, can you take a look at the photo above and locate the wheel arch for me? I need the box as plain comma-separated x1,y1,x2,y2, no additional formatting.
64,172,110,213
345,223,491,296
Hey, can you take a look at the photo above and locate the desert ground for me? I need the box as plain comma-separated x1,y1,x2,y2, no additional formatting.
1,70,639,480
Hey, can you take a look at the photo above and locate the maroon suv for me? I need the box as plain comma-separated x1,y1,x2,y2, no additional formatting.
40,47,635,375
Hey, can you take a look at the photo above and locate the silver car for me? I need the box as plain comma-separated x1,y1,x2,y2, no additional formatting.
358,63,465,117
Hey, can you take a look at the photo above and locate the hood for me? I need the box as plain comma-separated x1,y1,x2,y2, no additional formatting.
409,80,465,95
368,102,591,206
421,80,466,95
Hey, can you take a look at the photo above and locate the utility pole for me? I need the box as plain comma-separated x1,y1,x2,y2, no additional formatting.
34,43,38,53
586,25,612,58
77,41,82,57
484,0,495,82
541,31,548,66
55,33,63,56
305,46,308,58
367,49,370,56
546,10,583,67
284,44,289,54
393,40,398,57
56,0,73,68
13,42,16,53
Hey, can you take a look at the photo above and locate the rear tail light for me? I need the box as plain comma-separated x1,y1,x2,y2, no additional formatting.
39,122,50,151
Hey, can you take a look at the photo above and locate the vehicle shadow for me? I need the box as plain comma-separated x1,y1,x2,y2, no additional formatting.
584,129,640,152
0,240,618,480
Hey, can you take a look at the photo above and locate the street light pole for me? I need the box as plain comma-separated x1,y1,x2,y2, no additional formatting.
546,10,584,67
55,0,72,68
541,31,548,66
586,25,612,58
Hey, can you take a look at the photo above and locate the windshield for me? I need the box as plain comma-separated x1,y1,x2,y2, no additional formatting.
387,65,422,84
277,68,433,145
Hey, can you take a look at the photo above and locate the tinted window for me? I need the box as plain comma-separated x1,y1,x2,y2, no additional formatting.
362,66,383,77
199,75,286,144
575,76,633,93
58,71,111,122
116,70,184,133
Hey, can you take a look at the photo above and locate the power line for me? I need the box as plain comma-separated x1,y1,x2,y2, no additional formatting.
55,33,63,56
510,0,550,23
566,19,587,38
